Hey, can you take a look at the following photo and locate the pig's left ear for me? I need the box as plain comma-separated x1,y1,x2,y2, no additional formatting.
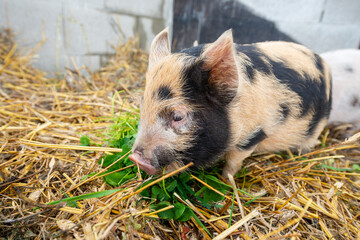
200,29,239,104
149,28,171,69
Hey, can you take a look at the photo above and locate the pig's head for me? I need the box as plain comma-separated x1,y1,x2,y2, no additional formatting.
129,28,239,174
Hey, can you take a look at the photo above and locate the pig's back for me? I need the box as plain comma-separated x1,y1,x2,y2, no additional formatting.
230,41,332,152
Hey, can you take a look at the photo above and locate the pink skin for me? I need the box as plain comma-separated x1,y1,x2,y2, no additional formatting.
128,151,157,175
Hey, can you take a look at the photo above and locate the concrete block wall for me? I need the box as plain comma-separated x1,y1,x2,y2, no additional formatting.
0,0,173,74
238,0,360,53
1,0,359,73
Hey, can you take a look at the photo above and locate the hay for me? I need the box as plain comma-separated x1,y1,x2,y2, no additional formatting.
0,28,359,239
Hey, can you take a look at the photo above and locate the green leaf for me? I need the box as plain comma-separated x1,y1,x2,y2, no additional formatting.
134,223,142,230
318,164,354,172
204,175,231,189
80,135,91,146
178,181,211,209
81,172,97,181
104,172,124,186
158,209,174,220
229,188,236,227
120,142,132,154
192,214,212,237
194,186,207,197
179,173,191,183
352,164,360,171
45,189,122,206
60,190,79,208
173,203,186,220
99,152,122,168
120,173,136,184
140,188,150,198
203,189,224,203
244,192,266,206
162,171,171,199
105,171,136,186
176,207,193,222
174,183,189,200
157,191,171,201
150,201,173,220
166,180,177,192
151,185,162,199
234,172,242,178
150,201,170,209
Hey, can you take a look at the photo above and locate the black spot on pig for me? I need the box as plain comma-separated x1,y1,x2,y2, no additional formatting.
271,61,319,115
279,103,290,122
177,58,231,167
237,128,267,150
157,86,173,100
181,59,208,100
181,57,235,106
314,54,324,72
154,145,176,167
245,64,255,80
351,96,360,107
270,60,331,136
182,106,231,168
236,45,272,82
345,65,354,73
181,45,238,105
307,75,332,136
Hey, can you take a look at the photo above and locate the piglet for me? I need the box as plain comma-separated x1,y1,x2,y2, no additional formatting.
321,49,360,130
129,28,332,177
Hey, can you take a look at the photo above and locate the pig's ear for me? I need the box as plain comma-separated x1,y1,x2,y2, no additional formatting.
149,28,171,69
200,29,239,104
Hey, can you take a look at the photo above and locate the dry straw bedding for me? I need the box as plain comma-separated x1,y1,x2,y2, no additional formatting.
0,29,359,239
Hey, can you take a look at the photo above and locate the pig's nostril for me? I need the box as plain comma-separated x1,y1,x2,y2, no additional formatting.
134,146,144,156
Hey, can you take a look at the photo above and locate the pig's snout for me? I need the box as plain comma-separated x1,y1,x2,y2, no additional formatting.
128,147,157,175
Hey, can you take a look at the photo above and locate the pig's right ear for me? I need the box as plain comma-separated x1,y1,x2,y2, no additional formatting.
149,28,171,69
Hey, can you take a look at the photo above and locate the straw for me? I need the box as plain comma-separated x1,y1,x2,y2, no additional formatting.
0,28,359,239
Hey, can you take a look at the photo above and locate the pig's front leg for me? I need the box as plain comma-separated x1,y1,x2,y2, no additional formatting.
222,148,254,178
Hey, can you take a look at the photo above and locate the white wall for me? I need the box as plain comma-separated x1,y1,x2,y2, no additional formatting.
238,0,360,53
1,0,359,73
0,0,173,74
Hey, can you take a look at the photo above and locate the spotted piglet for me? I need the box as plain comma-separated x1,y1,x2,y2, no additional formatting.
321,49,360,130
129,28,332,178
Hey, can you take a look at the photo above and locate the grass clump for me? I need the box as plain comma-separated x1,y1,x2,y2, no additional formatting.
94,111,237,225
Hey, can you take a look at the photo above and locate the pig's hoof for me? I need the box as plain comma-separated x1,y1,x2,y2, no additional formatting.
222,169,235,179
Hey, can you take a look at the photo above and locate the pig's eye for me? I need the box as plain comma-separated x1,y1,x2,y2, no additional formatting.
169,108,187,127
172,112,185,122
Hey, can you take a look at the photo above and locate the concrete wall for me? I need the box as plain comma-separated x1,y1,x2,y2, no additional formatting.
173,0,360,54
0,0,173,74
238,0,360,53
1,0,359,73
